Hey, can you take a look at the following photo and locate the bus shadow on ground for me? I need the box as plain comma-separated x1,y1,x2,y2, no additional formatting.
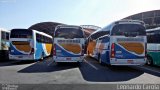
12,61,35,65
0,57,52,67
79,57,144,82
130,65,160,77
0,59,36,67
18,61,79,73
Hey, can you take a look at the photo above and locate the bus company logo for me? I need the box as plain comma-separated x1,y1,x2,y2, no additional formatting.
58,40,80,44
2,84,18,90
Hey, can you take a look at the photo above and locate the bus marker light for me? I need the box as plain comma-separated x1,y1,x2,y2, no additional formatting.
111,43,115,58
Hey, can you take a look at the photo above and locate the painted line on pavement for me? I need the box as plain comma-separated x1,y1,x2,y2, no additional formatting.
47,60,55,66
135,66,160,74
84,59,98,70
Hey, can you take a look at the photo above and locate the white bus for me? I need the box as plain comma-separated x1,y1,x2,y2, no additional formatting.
146,27,160,66
91,20,147,65
0,28,10,60
53,25,85,63
9,29,53,60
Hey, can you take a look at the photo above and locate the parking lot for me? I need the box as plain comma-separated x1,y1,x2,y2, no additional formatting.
0,56,160,84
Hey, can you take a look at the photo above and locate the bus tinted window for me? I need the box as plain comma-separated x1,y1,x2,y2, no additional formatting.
111,24,146,36
36,33,52,43
55,28,84,38
6,32,9,40
1,31,9,40
10,29,32,38
147,30,160,43
91,31,109,40
1,31,6,40
12,41,30,45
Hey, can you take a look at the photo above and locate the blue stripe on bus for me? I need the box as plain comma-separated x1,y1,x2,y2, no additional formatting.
115,43,144,59
35,42,47,60
35,42,43,59
100,50,110,64
56,44,81,57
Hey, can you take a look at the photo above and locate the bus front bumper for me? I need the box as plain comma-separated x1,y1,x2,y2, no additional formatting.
9,54,34,60
110,58,146,66
53,56,84,62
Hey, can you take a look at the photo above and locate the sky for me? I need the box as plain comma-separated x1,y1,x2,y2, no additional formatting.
0,0,160,30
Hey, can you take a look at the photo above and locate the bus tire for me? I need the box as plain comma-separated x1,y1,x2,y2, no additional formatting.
77,62,81,66
147,56,153,66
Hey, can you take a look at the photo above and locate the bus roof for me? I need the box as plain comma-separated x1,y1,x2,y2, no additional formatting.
98,35,109,39
114,19,145,25
146,27,160,32
88,28,101,37
91,20,145,34
33,30,52,38
55,25,82,30
88,19,145,40
11,28,52,38
0,28,10,33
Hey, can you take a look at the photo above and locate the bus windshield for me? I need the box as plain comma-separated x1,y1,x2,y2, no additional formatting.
111,24,146,36
10,29,32,38
147,30,160,43
55,28,84,38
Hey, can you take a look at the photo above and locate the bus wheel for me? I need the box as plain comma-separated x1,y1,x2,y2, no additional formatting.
77,62,81,66
147,56,153,66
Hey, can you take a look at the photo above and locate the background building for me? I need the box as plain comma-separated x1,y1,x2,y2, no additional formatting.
28,22,64,36
28,10,160,37
123,10,160,29
29,22,101,38
80,25,101,37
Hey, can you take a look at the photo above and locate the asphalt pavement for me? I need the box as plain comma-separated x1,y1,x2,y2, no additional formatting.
0,56,159,84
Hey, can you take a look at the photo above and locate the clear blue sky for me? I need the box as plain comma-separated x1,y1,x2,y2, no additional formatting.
0,0,160,30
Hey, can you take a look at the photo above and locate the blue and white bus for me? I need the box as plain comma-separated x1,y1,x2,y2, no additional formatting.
92,20,147,65
0,28,10,60
9,29,53,60
53,25,85,63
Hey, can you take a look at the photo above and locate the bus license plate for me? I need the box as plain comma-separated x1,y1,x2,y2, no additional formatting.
127,60,133,63
18,56,23,58
66,58,71,60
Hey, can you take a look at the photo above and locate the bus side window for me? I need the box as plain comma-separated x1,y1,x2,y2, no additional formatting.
105,36,110,49
97,38,102,48
36,34,41,43
44,36,47,43
44,37,49,43
6,32,9,40
1,31,9,40
2,31,6,40
45,37,51,43
49,38,52,43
